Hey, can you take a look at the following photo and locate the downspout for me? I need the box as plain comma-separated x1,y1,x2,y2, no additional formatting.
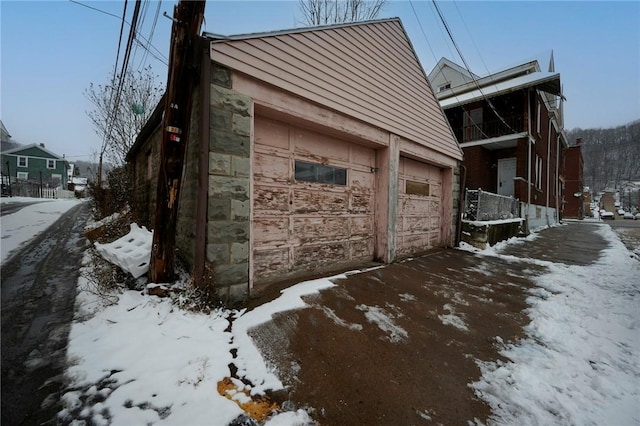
455,164,467,246
526,90,532,232
546,115,552,227
556,134,561,223
194,37,210,289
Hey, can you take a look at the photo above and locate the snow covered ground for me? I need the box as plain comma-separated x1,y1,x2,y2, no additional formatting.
3,198,638,425
0,197,84,262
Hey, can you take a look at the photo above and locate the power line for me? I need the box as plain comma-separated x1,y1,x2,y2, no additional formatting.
432,0,518,136
408,0,489,140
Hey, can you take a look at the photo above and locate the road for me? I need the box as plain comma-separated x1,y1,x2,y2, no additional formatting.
0,200,46,216
1,202,89,425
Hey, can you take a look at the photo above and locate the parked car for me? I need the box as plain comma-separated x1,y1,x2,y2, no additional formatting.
623,212,634,219
618,209,626,216
601,211,615,220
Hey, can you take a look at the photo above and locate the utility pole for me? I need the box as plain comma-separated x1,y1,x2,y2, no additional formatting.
150,0,205,282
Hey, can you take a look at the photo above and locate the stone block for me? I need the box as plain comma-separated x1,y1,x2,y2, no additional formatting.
208,198,230,220
208,221,249,243
206,243,230,263
232,113,251,137
214,263,249,285
210,85,251,117
230,199,250,221
211,63,232,89
209,175,249,201
230,242,249,264
210,107,233,132
210,129,250,157
209,153,231,176
231,156,250,177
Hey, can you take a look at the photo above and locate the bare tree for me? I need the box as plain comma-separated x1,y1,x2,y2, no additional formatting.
85,66,164,167
298,0,386,26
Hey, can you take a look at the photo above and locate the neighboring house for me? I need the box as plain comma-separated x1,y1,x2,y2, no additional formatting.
0,143,68,188
600,191,616,214
429,52,567,231
127,18,463,302
564,138,585,219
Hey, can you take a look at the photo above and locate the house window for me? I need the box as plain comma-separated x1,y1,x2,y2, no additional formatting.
17,171,28,180
18,156,28,168
406,180,430,196
535,155,543,190
439,83,451,92
294,160,346,186
47,159,56,169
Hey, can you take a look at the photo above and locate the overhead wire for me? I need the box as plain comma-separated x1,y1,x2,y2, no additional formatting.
408,0,489,140
431,0,519,136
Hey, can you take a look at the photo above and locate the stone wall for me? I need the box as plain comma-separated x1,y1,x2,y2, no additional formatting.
175,88,201,268
207,63,252,302
132,126,161,228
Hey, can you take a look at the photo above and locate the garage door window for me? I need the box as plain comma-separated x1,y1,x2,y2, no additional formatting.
295,160,346,185
406,180,430,196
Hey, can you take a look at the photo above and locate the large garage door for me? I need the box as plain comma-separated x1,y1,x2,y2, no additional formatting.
397,156,443,257
252,117,375,284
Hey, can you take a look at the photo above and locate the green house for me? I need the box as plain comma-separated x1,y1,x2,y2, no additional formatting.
0,143,69,188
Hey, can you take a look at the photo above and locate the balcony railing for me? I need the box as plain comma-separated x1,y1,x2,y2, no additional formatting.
464,189,520,221
454,114,525,143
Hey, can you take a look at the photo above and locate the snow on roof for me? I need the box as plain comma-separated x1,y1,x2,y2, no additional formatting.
440,71,561,109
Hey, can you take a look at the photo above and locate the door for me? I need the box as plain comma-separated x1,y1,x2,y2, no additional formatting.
497,158,516,196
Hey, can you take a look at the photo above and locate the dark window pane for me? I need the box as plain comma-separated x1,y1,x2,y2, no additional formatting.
295,160,346,186
406,180,430,196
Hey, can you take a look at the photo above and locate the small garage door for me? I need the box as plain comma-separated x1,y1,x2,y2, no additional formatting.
397,156,443,256
252,116,376,284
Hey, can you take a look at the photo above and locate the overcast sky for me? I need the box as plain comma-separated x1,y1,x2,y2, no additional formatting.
1,1,638,162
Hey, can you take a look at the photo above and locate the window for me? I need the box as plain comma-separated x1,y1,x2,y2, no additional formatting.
406,180,430,196
17,172,28,180
47,159,56,169
294,160,346,185
536,102,541,135
535,155,543,190
18,156,27,167
463,107,483,141
439,83,451,92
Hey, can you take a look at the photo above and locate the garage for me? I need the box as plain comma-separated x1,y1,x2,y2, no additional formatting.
396,156,443,257
252,116,376,284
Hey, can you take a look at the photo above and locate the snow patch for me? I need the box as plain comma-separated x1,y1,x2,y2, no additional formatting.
356,304,408,342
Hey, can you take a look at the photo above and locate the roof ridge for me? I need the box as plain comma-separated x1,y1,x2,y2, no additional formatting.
204,17,401,42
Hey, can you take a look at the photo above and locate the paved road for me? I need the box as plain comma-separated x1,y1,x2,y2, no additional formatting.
0,200,47,217
1,202,89,425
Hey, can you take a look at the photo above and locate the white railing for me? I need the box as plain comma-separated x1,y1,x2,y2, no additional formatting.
464,189,519,221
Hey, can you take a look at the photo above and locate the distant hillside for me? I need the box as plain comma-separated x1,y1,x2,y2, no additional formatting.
566,120,640,193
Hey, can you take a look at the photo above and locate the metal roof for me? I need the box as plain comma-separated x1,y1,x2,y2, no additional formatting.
440,71,562,109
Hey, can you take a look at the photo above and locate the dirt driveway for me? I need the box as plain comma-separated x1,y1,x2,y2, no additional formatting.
248,223,610,425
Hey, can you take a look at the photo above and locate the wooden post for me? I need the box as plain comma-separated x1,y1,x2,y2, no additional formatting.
150,0,205,283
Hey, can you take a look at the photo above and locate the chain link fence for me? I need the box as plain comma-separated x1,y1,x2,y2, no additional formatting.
464,189,520,221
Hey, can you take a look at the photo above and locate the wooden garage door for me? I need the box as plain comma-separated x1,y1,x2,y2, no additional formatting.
252,117,376,284
397,156,442,256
